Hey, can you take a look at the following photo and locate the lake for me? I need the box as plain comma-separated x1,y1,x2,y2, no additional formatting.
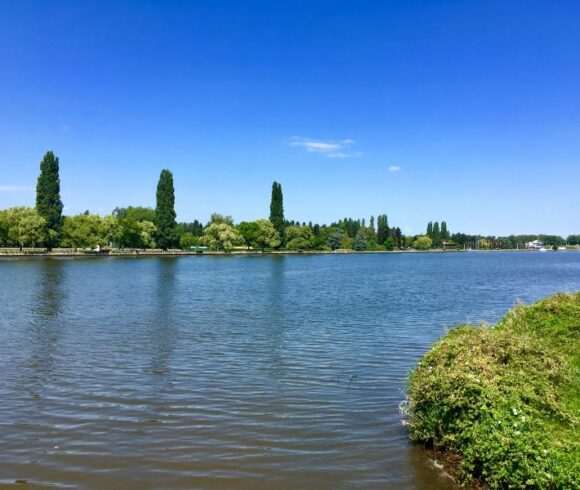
1,252,579,489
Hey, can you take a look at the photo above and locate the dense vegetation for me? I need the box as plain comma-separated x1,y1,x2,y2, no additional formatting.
0,151,578,252
406,293,580,488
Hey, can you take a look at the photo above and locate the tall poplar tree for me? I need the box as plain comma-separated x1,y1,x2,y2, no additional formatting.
441,221,449,241
36,151,63,247
432,221,441,246
155,169,177,249
427,221,433,238
377,214,389,245
269,181,285,246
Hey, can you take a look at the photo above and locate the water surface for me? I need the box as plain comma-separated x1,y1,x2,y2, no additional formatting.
1,252,579,489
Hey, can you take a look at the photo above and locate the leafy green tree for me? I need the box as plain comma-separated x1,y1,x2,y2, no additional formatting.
285,225,314,250
209,212,234,226
3,207,47,248
179,232,199,250
62,214,121,248
269,181,285,246
567,235,580,245
175,219,204,246
413,235,432,250
0,210,8,246
353,230,369,251
62,214,101,248
202,223,243,251
326,229,344,250
36,151,63,247
138,221,157,248
478,238,490,249
237,221,260,249
340,233,352,249
254,219,281,250
237,220,280,250
426,221,433,238
155,169,177,249
101,215,122,247
118,219,157,248
113,206,156,222
384,236,395,251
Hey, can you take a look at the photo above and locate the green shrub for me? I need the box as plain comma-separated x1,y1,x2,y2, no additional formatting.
406,293,580,489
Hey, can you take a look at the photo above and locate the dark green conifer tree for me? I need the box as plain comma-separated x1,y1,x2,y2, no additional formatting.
427,221,433,238
269,181,285,246
155,169,177,249
36,151,63,248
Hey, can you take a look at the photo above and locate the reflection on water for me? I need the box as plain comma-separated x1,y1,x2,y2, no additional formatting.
0,253,579,489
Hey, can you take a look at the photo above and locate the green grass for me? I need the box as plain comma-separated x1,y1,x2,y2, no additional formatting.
406,292,580,489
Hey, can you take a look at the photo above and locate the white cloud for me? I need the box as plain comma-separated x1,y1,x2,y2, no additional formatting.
388,165,401,172
289,136,361,158
0,185,33,193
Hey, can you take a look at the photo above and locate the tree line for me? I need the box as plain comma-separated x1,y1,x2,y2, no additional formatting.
0,151,577,252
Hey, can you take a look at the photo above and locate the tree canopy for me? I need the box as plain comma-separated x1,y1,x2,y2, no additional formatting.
269,182,285,247
155,169,177,249
35,151,63,247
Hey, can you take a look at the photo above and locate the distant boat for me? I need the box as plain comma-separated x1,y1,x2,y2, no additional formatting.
539,247,547,252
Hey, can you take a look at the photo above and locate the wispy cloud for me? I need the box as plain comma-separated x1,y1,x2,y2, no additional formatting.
289,136,362,159
0,185,34,193
388,165,401,172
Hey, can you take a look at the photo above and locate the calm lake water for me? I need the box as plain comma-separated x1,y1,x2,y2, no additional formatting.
1,252,579,489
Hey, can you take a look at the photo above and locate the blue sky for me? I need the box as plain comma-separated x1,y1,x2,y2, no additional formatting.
1,1,578,236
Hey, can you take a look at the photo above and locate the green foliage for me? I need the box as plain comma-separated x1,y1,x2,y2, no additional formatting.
62,213,120,248
413,235,432,250
567,235,580,245
432,221,441,246
426,221,433,238
406,293,580,489
340,233,352,249
441,221,449,240
237,219,280,250
155,169,177,249
113,206,156,222
202,223,243,251
377,214,389,245
285,225,314,250
209,212,234,226
254,219,281,250
384,236,395,251
179,232,199,250
237,221,260,248
35,151,63,246
269,182,285,247
136,221,157,248
326,229,344,250
352,230,369,251
0,207,47,248
479,238,490,249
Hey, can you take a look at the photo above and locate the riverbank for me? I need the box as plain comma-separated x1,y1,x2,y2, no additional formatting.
404,292,580,488
1,248,577,258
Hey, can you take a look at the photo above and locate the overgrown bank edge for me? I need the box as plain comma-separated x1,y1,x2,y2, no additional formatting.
405,292,580,489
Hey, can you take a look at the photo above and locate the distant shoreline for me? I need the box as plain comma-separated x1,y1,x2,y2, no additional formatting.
1,248,577,259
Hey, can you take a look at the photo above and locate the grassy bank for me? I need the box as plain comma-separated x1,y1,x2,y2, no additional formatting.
406,293,579,489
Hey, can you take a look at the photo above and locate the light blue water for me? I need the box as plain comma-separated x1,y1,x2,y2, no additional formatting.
0,252,579,489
